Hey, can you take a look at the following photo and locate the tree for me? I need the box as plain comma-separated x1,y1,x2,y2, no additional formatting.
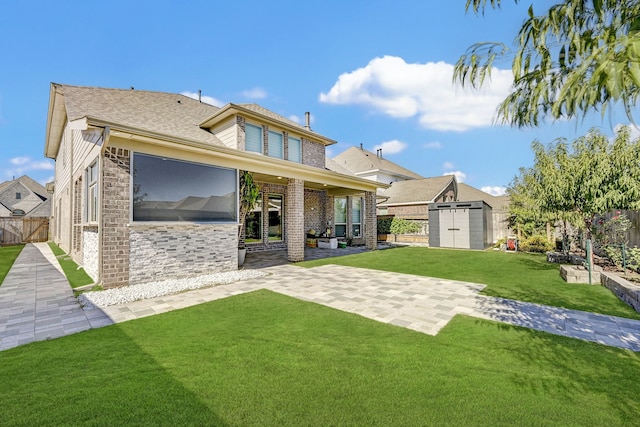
454,0,640,127
508,127,640,244
238,171,261,248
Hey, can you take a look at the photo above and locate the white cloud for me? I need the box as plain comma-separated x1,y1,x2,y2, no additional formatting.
423,141,442,149
241,87,267,99
181,91,224,107
319,55,513,132
481,186,507,196
443,170,466,183
373,139,407,154
442,161,455,170
614,123,640,141
6,157,54,179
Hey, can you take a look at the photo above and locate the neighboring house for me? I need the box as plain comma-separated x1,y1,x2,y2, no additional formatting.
331,146,423,184
0,175,51,217
329,146,510,242
44,84,385,288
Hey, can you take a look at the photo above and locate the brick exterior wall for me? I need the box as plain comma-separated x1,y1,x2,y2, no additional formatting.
303,189,326,235
82,226,99,281
286,178,304,261
102,147,131,288
302,138,325,168
129,223,237,285
365,191,377,250
236,116,245,150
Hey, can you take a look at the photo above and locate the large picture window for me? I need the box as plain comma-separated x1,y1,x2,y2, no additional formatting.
334,197,347,237
132,153,236,222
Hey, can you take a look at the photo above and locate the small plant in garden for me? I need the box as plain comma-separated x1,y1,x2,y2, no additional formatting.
377,217,393,234
518,235,554,253
389,218,421,234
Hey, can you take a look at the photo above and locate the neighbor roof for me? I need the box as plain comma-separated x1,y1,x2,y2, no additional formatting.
332,147,424,181
378,175,456,205
0,175,48,200
457,183,510,210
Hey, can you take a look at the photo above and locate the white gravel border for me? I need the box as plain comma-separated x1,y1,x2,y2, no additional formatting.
78,270,267,310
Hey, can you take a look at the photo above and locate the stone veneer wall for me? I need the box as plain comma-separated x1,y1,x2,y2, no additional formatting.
102,147,131,288
82,226,99,281
287,178,304,262
129,223,237,285
365,191,377,250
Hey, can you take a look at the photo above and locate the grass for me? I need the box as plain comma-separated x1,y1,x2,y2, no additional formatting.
0,245,23,285
47,241,94,288
1,290,639,426
300,246,640,320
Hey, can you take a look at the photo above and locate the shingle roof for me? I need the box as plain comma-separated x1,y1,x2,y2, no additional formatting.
238,104,307,131
378,175,455,205
57,84,224,146
0,176,48,200
26,199,51,217
457,183,510,210
332,147,424,180
325,158,355,176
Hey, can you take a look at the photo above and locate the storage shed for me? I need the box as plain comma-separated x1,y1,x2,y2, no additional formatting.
428,201,493,249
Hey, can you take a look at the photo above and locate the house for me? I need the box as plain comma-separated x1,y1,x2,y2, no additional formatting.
45,84,385,288
0,175,51,217
329,146,510,242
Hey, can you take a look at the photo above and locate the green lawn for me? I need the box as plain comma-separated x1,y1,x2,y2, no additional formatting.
0,244,23,285
1,290,639,426
47,241,94,288
300,246,640,320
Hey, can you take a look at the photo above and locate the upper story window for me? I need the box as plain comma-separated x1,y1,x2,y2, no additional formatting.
15,192,21,200
132,153,237,222
268,131,284,159
288,136,301,163
245,124,263,154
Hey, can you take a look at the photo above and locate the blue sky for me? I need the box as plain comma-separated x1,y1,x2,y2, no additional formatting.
0,0,632,195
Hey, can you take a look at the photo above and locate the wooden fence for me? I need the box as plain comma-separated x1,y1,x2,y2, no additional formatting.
0,217,49,245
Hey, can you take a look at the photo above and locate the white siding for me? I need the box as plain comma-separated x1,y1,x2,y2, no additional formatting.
210,118,237,149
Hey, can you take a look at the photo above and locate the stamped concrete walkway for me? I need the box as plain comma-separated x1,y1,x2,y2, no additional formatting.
2,244,640,352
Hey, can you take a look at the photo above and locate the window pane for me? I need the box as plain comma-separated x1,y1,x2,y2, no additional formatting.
133,153,237,222
245,196,262,242
335,225,346,237
334,198,347,224
288,137,301,163
351,198,361,223
268,131,283,159
245,124,263,153
352,224,361,237
268,195,282,241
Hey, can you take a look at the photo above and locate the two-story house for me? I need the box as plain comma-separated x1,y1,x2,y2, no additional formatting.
45,84,384,288
0,175,51,217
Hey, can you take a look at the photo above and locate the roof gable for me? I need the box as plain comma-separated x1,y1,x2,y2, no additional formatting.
332,147,423,181
378,175,456,205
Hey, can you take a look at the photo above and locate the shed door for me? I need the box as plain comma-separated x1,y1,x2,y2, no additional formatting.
439,208,470,248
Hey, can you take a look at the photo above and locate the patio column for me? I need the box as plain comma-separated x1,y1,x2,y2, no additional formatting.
287,178,305,262
365,190,377,250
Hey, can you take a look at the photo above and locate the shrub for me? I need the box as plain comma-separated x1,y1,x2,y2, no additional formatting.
377,218,393,234
389,218,421,235
493,237,507,249
518,235,553,253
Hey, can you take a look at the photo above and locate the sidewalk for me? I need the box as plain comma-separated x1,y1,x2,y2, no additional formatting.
0,243,112,351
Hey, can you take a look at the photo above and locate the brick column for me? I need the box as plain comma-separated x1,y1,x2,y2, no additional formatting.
101,147,131,288
365,191,377,250
287,178,304,262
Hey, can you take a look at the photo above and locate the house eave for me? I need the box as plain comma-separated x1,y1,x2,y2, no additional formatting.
106,127,387,193
198,103,337,146
44,83,67,159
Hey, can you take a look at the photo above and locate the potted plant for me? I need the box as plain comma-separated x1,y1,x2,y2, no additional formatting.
238,170,261,266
